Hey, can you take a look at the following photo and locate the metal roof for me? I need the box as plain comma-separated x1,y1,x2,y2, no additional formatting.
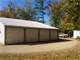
0,17,58,29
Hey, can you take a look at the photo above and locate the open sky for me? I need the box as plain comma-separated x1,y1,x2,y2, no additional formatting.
0,0,59,25
0,0,26,10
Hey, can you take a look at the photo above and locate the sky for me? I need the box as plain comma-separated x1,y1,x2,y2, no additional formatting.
0,0,60,25
0,0,26,10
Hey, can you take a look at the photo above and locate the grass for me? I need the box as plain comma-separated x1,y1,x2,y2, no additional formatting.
0,41,80,60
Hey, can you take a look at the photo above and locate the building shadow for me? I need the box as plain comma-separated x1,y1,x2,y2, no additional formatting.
26,39,72,45
7,38,72,45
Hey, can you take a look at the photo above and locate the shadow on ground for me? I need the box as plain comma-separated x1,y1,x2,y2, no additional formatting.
27,39,72,45
7,38,72,45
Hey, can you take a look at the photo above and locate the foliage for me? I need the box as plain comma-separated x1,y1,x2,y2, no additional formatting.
0,1,36,21
60,22,75,37
17,8,36,20
65,23,75,30
60,23,75,32
0,2,17,18
49,2,64,28
62,0,80,29
34,0,45,23
50,0,80,32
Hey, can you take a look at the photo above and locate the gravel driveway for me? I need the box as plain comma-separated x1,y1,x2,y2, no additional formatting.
0,39,77,54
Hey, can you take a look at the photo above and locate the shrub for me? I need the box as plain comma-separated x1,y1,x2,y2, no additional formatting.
76,36,80,40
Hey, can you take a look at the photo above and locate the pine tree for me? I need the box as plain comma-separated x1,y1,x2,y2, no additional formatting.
34,0,45,23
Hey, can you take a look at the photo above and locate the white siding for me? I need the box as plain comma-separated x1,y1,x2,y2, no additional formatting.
25,29,38,42
0,23,5,44
40,29,49,41
6,27,24,44
73,30,80,38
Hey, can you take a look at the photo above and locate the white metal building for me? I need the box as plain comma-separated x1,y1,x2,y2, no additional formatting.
73,30,80,38
0,17,58,45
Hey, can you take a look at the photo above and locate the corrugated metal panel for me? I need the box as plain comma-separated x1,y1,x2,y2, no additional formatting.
0,17,58,29
5,27,24,44
25,29,38,42
51,30,58,40
40,29,49,41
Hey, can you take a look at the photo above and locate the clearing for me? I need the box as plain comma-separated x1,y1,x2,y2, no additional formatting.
0,38,77,54
0,38,80,60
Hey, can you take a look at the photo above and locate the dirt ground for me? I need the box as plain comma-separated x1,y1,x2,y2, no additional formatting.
0,38,77,54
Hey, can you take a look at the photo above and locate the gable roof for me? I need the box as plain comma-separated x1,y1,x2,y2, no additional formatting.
0,17,58,29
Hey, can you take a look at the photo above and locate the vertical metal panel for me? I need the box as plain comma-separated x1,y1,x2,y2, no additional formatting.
5,27,6,44
6,27,24,44
25,28,38,42
38,29,40,42
49,29,51,41
51,30,58,40
24,28,26,43
40,29,49,41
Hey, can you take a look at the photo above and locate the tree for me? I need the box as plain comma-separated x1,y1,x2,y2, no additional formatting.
0,1,36,21
0,11,8,17
34,0,45,23
62,0,80,29
0,1,17,18
49,1,64,28
60,22,75,36
20,0,36,20
18,8,36,20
